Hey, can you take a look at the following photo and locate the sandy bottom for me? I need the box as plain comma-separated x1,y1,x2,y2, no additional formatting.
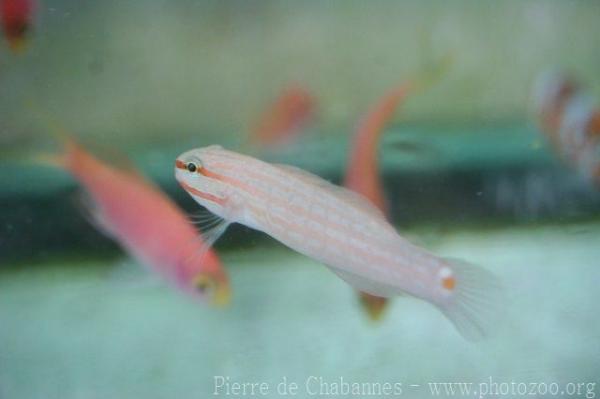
1,223,599,398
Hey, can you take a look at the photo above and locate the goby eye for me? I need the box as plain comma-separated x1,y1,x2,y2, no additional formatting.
186,159,203,173
186,162,198,173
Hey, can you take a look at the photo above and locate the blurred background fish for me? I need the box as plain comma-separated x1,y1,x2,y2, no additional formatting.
35,131,230,306
344,57,450,321
0,0,35,52
532,71,600,187
247,83,315,149
344,82,415,321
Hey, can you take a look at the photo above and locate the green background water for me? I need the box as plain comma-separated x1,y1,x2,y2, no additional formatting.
1,1,600,398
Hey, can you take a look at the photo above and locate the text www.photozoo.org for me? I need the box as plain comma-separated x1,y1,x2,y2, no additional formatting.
212,376,597,398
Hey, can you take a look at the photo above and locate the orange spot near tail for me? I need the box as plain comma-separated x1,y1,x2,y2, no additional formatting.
442,276,456,291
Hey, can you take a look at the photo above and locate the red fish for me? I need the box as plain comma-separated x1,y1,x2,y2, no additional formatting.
249,84,315,148
40,134,231,306
1,0,35,52
344,82,415,321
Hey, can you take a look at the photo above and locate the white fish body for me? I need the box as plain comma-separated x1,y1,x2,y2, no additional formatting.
175,146,502,340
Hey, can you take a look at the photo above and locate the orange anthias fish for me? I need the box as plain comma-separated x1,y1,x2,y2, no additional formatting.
344,82,415,321
249,84,315,148
1,0,35,52
41,135,230,305
532,71,600,187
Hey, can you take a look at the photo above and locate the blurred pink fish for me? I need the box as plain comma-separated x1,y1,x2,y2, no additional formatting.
41,135,230,305
344,82,415,320
249,84,315,148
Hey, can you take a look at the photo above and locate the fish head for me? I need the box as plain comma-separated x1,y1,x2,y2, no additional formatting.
176,243,231,307
186,269,231,307
175,145,233,218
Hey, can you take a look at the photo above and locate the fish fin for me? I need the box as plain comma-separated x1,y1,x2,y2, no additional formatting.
73,191,116,238
323,185,388,221
413,26,453,93
179,212,229,272
327,266,401,298
29,152,68,168
27,100,75,144
200,217,230,250
27,103,145,179
60,136,145,180
412,51,454,93
187,216,230,265
358,291,390,322
26,106,85,169
436,258,505,341
26,122,77,169
188,208,225,229
272,163,329,186
86,143,145,179
273,164,387,221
